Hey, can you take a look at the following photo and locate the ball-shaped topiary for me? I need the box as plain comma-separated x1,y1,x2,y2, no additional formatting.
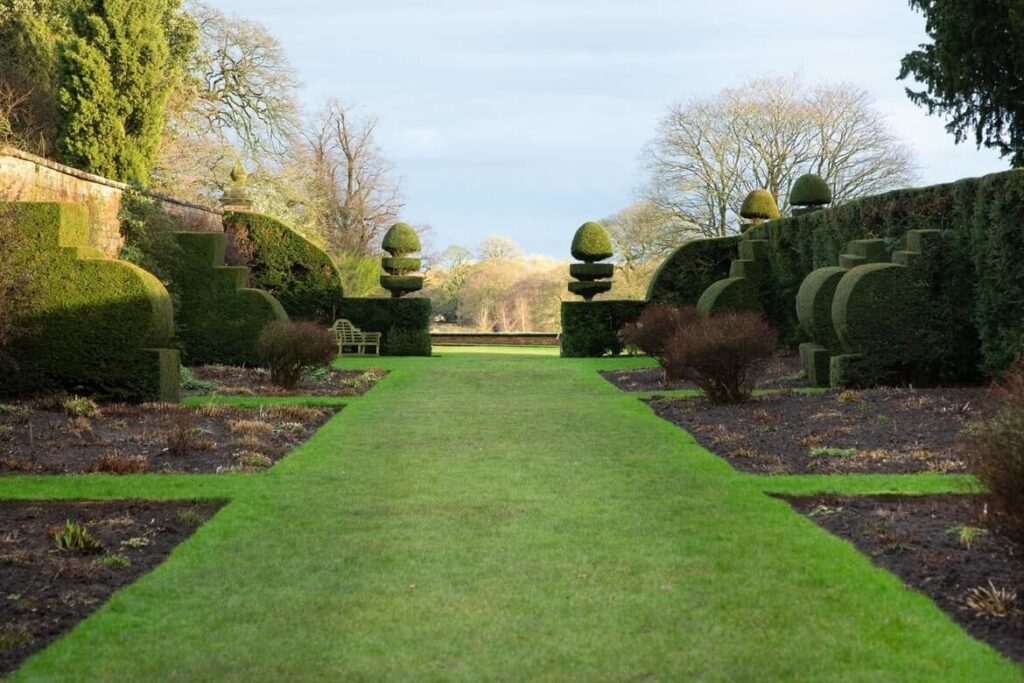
789,174,832,207
739,189,780,221
382,223,422,257
570,222,613,263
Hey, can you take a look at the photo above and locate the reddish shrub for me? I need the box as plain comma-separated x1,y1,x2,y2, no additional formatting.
620,304,701,376
967,363,1024,543
256,321,337,389
662,311,776,404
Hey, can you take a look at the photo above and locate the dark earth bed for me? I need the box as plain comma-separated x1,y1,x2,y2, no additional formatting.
784,494,1024,664
601,354,805,393
0,499,221,676
0,401,338,475
184,365,386,397
648,387,983,474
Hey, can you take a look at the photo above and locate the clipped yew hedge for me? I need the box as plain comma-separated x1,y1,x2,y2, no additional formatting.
338,297,432,356
646,236,741,306
560,300,645,357
223,212,345,323
0,203,179,401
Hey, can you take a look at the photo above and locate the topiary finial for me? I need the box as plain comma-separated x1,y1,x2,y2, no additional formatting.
789,174,832,208
570,221,614,263
740,189,780,221
230,160,248,185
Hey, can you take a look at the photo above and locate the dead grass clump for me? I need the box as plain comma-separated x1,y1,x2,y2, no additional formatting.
93,454,148,474
227,420,274,437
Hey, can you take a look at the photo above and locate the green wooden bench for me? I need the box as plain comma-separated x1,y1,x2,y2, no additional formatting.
331,319,382,357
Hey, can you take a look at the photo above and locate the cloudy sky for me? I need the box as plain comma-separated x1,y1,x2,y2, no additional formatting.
213,0,1004,258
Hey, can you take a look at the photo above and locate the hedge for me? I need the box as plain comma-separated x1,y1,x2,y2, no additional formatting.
0,203,179,401
646,236,741,306
170,231,287,365
337,297,432,356
560,301,645,357
697,170,1024,380
223,212,345,324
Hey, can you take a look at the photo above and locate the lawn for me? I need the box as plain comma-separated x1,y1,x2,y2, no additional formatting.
0,346,1017,680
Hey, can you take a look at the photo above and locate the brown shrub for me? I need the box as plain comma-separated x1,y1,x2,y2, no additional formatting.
967,363,1024,543
166,414,201,458
620,304,702,377
256,321,337,390
662,311,777,404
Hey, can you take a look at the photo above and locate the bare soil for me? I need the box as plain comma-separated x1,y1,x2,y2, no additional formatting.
184,365,386,397
601,354,805,393
0,499,222,676
648,387,984,474
784,494,1024,664
0,401,338,475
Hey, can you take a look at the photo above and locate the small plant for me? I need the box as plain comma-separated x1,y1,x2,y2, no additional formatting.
236,451,273,468
179,366,219,393
303,366,332,383
176,506,207,526
966,362,1024,543
0,622,33,652
227,419,275,437
98,554,132,569
0,403,34,423
661,311,776,404
965,582,1018,619
120,536,150,549
62,395,99,418
166,413,202,458
946,525,988,549
94,454,148,474
809,446,857,458
53,520,104,555
256,321,337,389
275,421,306,436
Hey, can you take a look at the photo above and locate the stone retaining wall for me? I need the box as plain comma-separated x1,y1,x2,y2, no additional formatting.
0,147,222,256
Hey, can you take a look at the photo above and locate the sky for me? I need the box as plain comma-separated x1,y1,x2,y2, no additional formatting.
212,0,1005,259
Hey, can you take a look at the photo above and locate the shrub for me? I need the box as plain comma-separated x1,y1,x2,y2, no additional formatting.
256,321,336,389
380,224,424,298
967,362,1024,543
63,395,99,418
560,300,645,357
646,236,740,306
662,312,777,404
338,297,432,356
619,304,701,375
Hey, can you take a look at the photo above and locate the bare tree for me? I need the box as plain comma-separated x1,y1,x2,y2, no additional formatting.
644,75,918,237
476,235,523,261
151,1,301,202
303,100,403,256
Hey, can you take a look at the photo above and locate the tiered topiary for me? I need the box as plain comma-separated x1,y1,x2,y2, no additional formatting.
380,223,424,298
739,189,780,232
567,221,614,300
220,161,253,212
789,174,832,216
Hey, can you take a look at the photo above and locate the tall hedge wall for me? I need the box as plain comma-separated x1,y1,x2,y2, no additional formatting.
560,301,645,357
223,212,345,323
0,203,179,401
338,297,432,356
646,235,741,305
170,232,287,365
735,169,1024,377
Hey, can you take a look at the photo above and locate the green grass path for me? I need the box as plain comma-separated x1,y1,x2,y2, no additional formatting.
3,348,1020,681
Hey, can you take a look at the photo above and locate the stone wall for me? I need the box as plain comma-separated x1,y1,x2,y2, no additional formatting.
0,147,222,256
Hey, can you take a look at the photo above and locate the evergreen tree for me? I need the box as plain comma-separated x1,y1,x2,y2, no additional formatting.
57,0,196,183
899,0,1024,166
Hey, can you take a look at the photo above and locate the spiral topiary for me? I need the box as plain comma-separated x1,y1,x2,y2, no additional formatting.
380,223,424,298
567,221,614,300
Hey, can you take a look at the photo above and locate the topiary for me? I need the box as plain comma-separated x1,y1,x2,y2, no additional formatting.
570,222,613,263
380,223,424,298
789,174,832,207
381,223,422,257
740,189,780,221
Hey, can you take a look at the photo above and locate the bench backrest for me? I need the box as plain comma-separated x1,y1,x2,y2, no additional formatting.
333,319,362,343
